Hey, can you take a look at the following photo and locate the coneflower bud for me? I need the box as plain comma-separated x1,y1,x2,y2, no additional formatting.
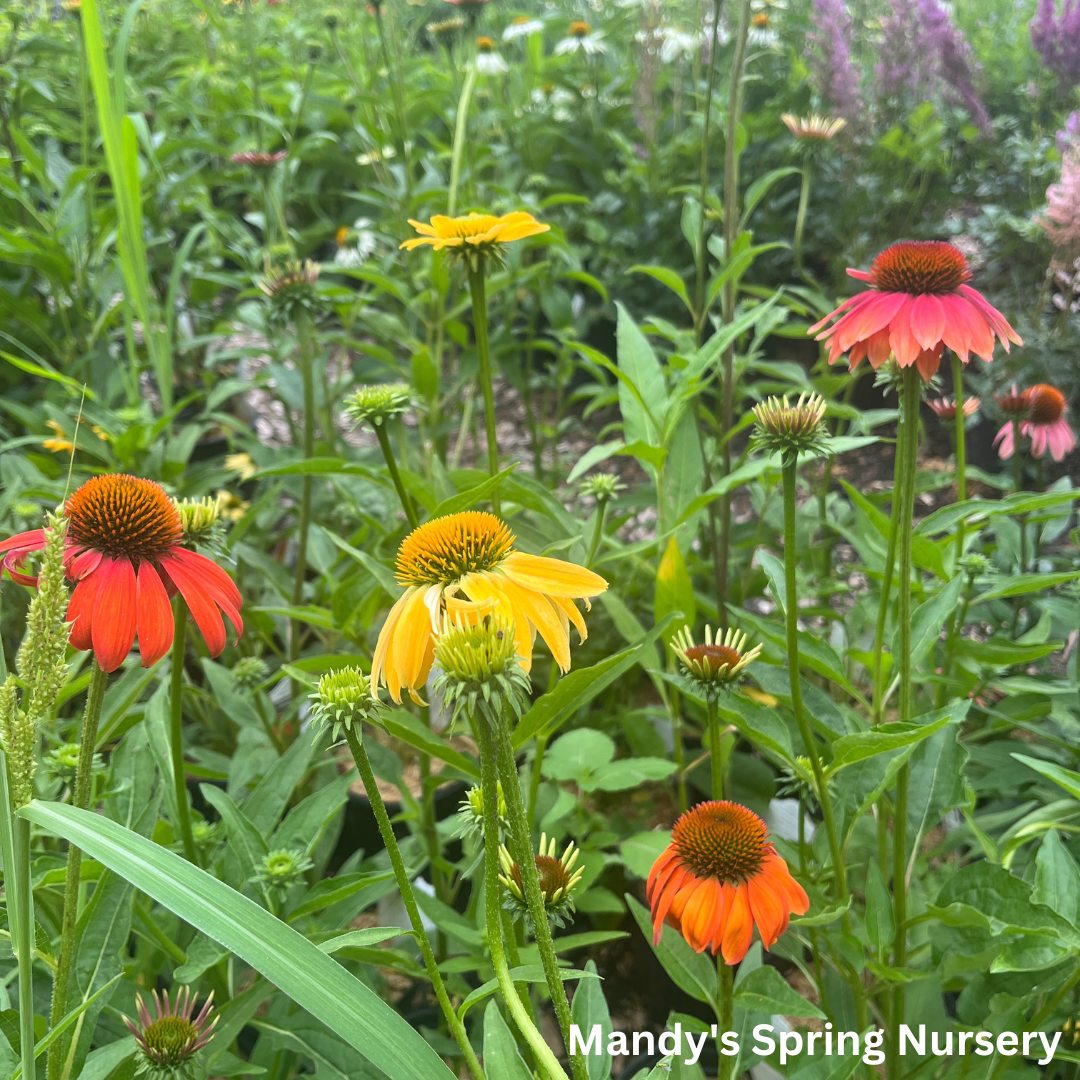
432,613,531,723
343,383,413,428
670,625,761,699
171,496,223,549
231,656,269,691
776,755,823,813
259,260,321,326
578,473,624,502
455,781,508,840
124,987,218,1078
256,848,314,890
46,741,103,783
499,833,583,928
309,666,383,740
751,393,830,458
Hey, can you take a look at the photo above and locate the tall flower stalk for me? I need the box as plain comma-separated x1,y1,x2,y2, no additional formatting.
169,599,197,863
310,668,485,1080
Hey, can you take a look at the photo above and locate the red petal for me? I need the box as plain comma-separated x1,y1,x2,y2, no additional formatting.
959,285,1021,346
67,572,101,651
867,326,892,368
846,268,874,282
808,291,865,335
163,548,243,639
938,294,972,361
91,557,138,672
915,345,942,382
68,548,103,582
951,295,996,361
836,291,907,352
908,294,945,351
136,562,174,668
159,554,226,656
0,529,45,555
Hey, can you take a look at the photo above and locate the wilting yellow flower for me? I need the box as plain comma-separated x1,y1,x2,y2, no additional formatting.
215,490,250,522
42,420,74,454
400,212,550,257
371,511,607,703
225,453,257,481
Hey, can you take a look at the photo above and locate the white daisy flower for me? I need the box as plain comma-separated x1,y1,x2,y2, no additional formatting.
747,12,780,48
660,28,702,62
334,218,378,268
503,16,543,40
554,21,607,55
476,36,509,74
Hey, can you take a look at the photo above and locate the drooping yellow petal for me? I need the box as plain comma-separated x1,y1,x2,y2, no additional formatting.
372,587,414,699
500,551,608,599
493,572,573,672
392,586,436,704
550,594,588,644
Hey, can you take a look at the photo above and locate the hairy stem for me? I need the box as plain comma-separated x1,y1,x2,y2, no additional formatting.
374,422,419,528
344,728,484,1080
290,310,316,662
47,659,108,1080
871,422,904,724
467,264,501,511
473,714,566,1080
170,600,197,863
707,694,723,799
716,959,733,1080
493,707,587,1080
952,353,967,561
15,816,34,1080
793,162,812,284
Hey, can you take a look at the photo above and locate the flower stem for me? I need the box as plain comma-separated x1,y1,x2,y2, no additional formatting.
291,310,316,662
466,263,500,512
951,353,967,562
47,659,108,1080
871,430,904,723
707,695,723,800
1012,417,1027,572
585,495,610,567
716,959,733,1080
793,162,812,284
715,0,753,631
343,728,485,1080
890,367,921,1069
374,421,419,529
492,706,586,1080
170,599,198,863
244,0,262,148
448,63,477,216
14,815,34,1080
693,0,724,343
473,714,566,1080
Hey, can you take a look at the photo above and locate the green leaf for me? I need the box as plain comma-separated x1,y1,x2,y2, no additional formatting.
626,895,717,1007
973,572,1078,604
1034,829,1080,928
483,1002,533,1080
618,831,672,879
756,549,787,618
199,784,268,889
629,265,693,316
892,573,963,669
864,860,895,953
828,703,959,774
790,898,851,927
654,537,696,644
571,960,612,1080
245,725,322,836
738,167,801,230
431,464,519,518
615,302,666,447
19,802,457,1080
732,965,824,1019
1013,754,1080,801
319,928,410,952
382,710,480,779
458,966,598,1020
287,871,395,922
323,531,401,596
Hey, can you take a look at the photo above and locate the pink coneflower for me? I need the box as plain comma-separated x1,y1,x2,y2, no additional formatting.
124,987,218,1075
995,384,1077,461
928,395,980,421
809,240,1022,381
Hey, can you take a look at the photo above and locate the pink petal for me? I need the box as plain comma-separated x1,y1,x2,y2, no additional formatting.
888,297,921,367
836,291,908,352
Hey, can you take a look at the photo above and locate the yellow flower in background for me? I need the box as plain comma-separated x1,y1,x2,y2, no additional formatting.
225,453,257,481
400,212,549,259
371,511,607,703
42,420,74,454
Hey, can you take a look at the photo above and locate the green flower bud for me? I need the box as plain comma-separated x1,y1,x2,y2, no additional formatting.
751,393,830,458
259,260,321,327
256,848,314,890
578,473,624,502
231,656,269,691
343,383,413,428
310,666,383,740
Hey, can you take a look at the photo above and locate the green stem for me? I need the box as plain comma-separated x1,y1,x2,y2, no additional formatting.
872,424,904,724
585,496,610,567
244,0,262,148
374,422,419,528
344,728,484,1080
473,715,566,1080
170,600,197,863
448,63,477,216
693,0,724,342
492,706,586,1080
707,694,723,800
527,733,547,825
467,263,500,511
793,162,812,284
291,311,316,662
952,354,967,562
715,0,753,631
15,816,34,1080
717,960,733,1080
890,368,921,1073
47,659,108,1080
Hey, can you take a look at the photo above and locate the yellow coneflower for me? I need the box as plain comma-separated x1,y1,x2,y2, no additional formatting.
400,211,548,260
371,511,607,703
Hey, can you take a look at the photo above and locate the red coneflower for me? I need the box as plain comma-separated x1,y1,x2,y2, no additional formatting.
647,801,808,964
231,150,287,169
809,241,1021,381
0,475,242,673
994,383,1077,461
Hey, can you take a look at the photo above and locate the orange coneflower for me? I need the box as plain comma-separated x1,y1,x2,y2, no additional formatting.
809,241,1021,381
0,475,242,672
371,511,606,703
647,801,808,964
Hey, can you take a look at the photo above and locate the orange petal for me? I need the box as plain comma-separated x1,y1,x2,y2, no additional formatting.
720,885,754,965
